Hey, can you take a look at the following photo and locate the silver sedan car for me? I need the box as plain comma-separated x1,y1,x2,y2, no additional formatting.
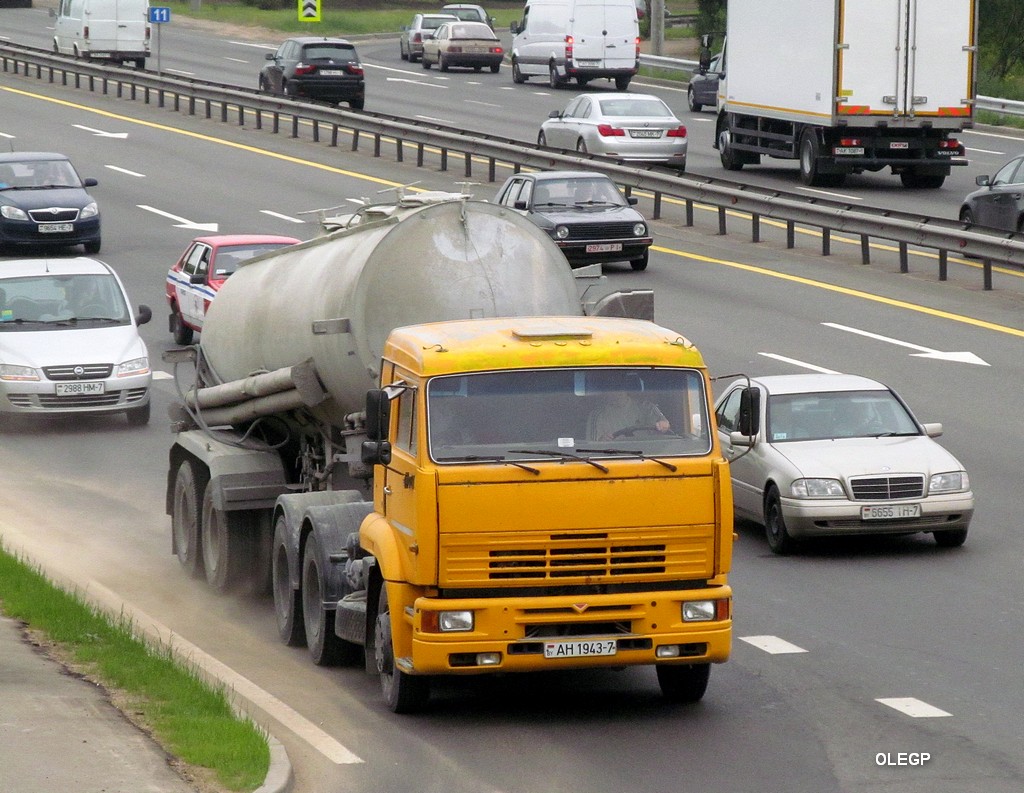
537,93,688,171
714,373,974,554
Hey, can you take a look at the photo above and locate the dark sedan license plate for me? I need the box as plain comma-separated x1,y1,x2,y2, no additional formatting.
56,382,104,396
39,223,75,233
586,243,623,253
630,130,662,138
861,503,920,520
318,69,343,76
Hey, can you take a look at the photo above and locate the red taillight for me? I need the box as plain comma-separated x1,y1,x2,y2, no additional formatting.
294,63,316,76
491,46,504,54
666,125,687,138
449,46,463,53
635,36,641,58
839,137,862,146
939,138,960,149
413,33,422,43
346,64,364,76
597,124,626,137
565,34,574,61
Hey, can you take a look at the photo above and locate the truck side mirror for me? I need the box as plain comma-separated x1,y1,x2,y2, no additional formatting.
365,388,391,441
737,387,760,437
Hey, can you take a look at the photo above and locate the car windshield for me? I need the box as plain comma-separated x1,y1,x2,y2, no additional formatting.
212,243,293,278
598,98,674,118
427,367,711,463
0,159,81,190
767,390,920,442
0,274,130,329
533,178,626,207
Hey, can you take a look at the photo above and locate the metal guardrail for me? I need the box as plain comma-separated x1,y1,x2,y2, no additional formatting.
3,42,1023,288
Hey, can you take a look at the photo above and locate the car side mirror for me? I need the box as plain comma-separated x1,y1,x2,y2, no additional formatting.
514,199,527,210
135,304,152,327
922,422,943,438
83,177,98,187
548,110,560,119
265,52,275,60
976,175,992,188
189,272,206,285
511,21,521,34
737,387,760,437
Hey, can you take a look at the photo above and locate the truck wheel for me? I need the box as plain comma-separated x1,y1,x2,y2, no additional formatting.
172,459,205,579
375,585,430,713
302,532,360,665
799,133,824,186
657,662,710,703
201,482,247,592
630,249,650,271
170,310,194,345
272,513,306,647
764,485,796,555
933,528,968,548
512,59,526,84
687,85,702,113
718,129,743,171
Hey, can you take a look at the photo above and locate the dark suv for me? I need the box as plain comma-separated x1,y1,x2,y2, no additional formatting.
260,37,365,110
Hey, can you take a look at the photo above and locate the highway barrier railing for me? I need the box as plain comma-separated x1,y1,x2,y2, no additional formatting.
3,42,1023,288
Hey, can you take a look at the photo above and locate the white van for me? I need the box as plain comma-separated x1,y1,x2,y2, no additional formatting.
510,0,639,90
52,0,151,69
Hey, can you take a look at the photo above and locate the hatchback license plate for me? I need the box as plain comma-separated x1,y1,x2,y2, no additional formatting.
39,223,74,233
585,243,623,253
861,503,921,520
544,639,617,659
630,130,662,138
56,382,104,396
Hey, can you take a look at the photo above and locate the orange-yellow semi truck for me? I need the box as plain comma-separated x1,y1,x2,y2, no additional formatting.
165,193,732,712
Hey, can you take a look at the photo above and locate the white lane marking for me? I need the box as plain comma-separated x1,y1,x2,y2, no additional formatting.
73,124,128,139
795,186,863,201
0,132,15,139
227,40,280,51
739,635,808,654
876,698,952,718
106,165,145,177
758,353,840,374
260,210,306,224
415,114,452,123
823,322,990,366
387,77,446,88
965,147,1005,155
224,57,249,64
163,68,196,77
466,99,502,108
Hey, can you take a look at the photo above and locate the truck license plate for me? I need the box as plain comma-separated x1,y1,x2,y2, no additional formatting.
834,146,864,155
544,639,618,659
585,243,622,253
56,382,104,396
39,223,74,233
861,503,920,520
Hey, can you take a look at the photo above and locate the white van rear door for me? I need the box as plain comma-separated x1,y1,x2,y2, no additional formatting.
573,2,637,70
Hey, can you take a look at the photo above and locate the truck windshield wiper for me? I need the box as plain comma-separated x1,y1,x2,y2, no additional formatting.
518,449,609,473
576,448,678,472
435,454,540,474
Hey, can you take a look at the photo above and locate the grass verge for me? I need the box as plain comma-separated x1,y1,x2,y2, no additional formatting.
0,543,269,793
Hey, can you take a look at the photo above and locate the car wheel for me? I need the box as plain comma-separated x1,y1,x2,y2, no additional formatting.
126,400,150,427
959,207,975,225
656,663,710,704
83,239,101,255
764,485,796,555
375,585,430,713
400,43,408,61
933,528,968,548
512,58,526,84
614,75,631,91
170,310,194,345
422,56,431,70
718,128,743,171
687,85,702,112
549,62,564,89
630,248,649,272
538,131,548,147
490,63,500,74
440,55,449,72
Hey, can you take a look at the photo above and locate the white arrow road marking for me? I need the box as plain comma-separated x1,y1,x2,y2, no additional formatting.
740,635,808,654
72,124,128,139
876,698,951,718
106,165,145,177
823,323,990,366
758,353,840,374
138,205,218,232
260,210,305,224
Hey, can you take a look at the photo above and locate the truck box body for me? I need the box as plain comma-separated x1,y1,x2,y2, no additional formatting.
716,0,976,187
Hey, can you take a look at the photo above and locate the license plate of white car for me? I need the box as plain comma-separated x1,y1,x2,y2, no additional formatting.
544,639,617,659
861,503,921,520
585,243,622,253
56,382,104,396
630,130,662,138
38,223,74,233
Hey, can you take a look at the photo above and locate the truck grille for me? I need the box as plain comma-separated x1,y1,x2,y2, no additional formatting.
43,364,114,380
488,543,666,579
850,475,924,500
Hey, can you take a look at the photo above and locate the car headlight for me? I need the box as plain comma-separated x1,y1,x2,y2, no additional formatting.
929,471,969,493
554,225,569,240
116,357,150,377
632,222,647,236
0,364,40,381
79,201,99,220
1,206,29,221
791,478,845,498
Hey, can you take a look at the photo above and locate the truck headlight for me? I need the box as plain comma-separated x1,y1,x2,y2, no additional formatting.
0,364,40,381
929,471,969,493
791,478,845,498
423,610,474,633
116,357,150,377
682,600,715,622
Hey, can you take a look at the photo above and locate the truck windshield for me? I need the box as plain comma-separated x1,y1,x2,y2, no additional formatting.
427,367,711,463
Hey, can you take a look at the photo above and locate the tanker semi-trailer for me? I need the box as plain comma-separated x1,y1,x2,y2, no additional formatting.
713,0,975,188
165,192,732,712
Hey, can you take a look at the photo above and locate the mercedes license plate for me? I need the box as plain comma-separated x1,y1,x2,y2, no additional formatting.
630,130,662,138
544,639,618,659
38,223,74,233
861,503,921,520
56,382,104,396
585,242,622,253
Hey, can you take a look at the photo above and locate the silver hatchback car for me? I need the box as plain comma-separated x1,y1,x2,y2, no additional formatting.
538,93,688,171
715,373,974,554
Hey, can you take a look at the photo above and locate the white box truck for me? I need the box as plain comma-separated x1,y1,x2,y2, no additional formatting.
52,0,151,69
712,0,976,188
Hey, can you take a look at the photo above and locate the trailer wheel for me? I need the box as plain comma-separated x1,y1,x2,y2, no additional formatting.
301,533,360,665
375,586,430,713
273,513,306,647
718,129,743,171
799,133,823,186
656,662,710,703
172,459,205,579
201,482,248,592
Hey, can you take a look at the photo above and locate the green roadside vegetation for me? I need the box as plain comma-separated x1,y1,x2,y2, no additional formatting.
0,543,268,793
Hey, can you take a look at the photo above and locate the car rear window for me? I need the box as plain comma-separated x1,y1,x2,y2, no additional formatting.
599,98,673,118
302,45,357,62
452,23,496,39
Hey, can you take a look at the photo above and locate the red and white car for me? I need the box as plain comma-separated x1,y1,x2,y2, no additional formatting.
165,234,301,345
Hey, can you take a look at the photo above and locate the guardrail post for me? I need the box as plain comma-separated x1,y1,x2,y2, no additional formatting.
273,111,281,134
173,93,180,112
441,148,448,171
204,98,212,119
464,152,472,177
685,199,693,227
291,115,299,138
938,250,948,281
220,102,228,123
899,242,909,273
312,119,319,142
718,206,727,235
653,191,662,220
822,228,831,256
255,109,262,130
374,132,382,157
158,88,165,108
860,235,870,264
330,124,338,146
396,139,403,163
351,129,359,150
417,142,425,166
488,157,496,182
238,105,245,127
983,259,993,290
786,220,795,248
752,213,760,243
